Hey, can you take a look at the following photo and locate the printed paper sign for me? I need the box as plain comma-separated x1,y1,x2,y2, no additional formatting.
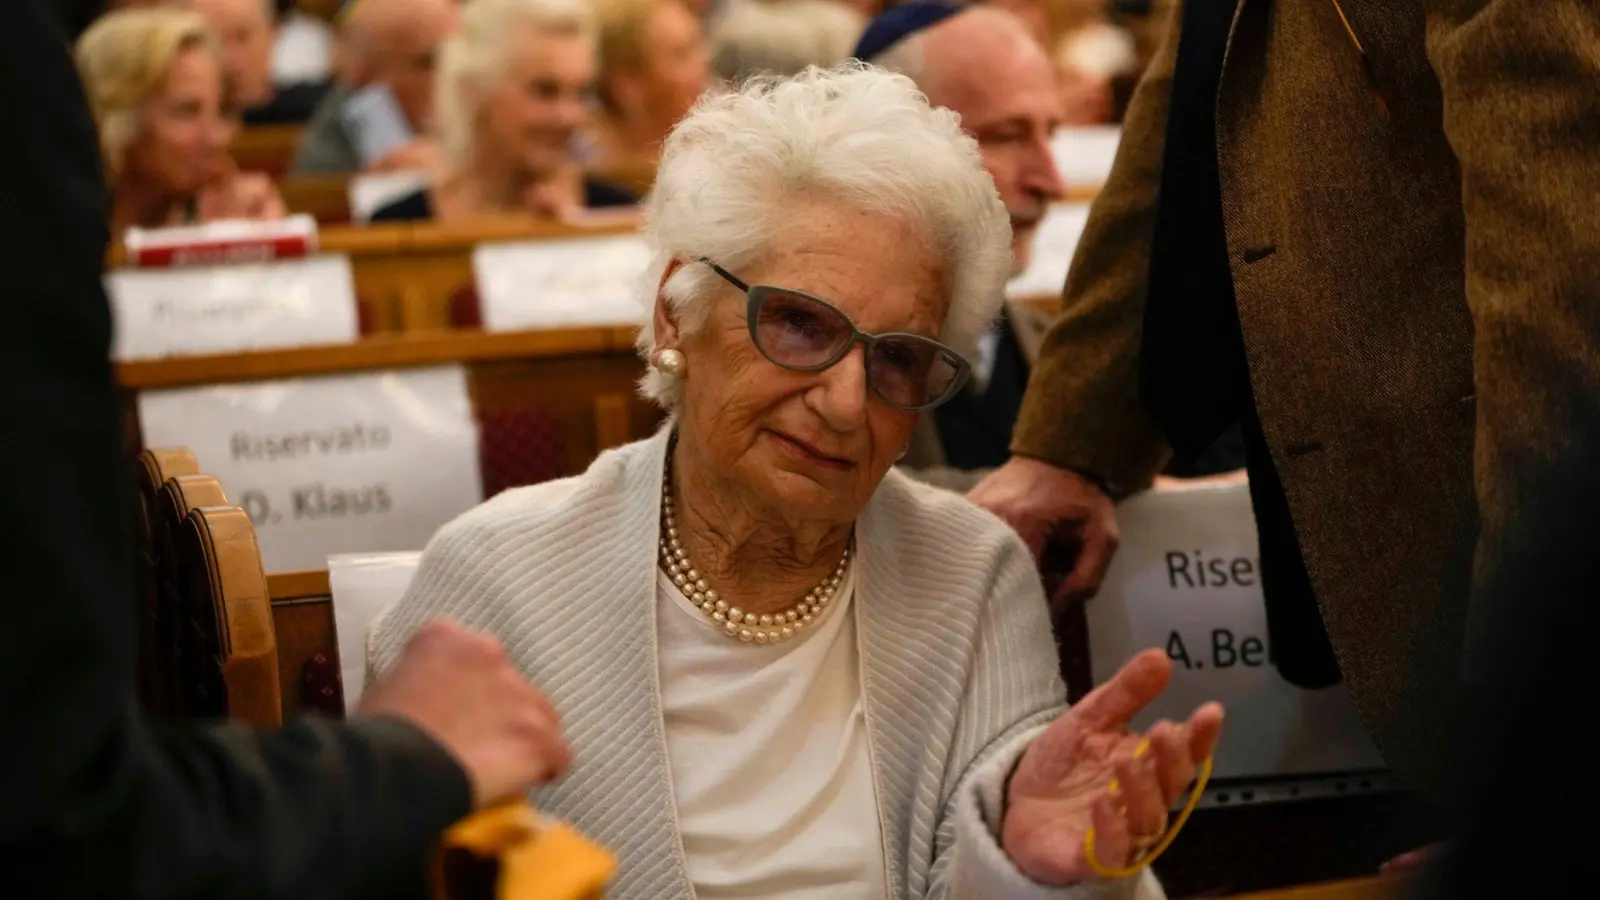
473,235,651,331
1006,203,1091,301
1085,480,1387,780
1050,125,1121,190
329,552,422,712
109,254,359,361
138,365,483,572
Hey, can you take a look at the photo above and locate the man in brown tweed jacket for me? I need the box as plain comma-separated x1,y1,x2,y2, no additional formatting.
970,0,1599,802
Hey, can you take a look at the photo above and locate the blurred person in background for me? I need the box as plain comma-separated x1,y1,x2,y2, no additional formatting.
6,2,572,895
710,0,867,84
292,0,459,174
187,0,276,113
76,6,286,235
585,0,711,167
863,1,1066,490
1048,1,1135,125
187,0,330,124
372,0,637,222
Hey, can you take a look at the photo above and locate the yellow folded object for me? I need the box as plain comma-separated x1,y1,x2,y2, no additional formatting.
434,803,617,900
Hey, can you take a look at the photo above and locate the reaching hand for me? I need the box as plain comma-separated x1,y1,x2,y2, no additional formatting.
1003,650,1224,885
357,619,572,810
968,456,1120,607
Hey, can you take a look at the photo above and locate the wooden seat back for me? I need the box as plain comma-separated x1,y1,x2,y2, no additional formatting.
230,124,304,178
134,448,199,717
280,174,354,225
266,570,343,719
174,505,283,726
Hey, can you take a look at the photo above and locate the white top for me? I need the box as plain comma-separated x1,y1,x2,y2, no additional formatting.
656,559,889,900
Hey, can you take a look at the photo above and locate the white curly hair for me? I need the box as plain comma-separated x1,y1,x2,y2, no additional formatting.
635,62,1013,409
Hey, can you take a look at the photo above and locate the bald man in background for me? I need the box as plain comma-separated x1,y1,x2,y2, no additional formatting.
863,4,1067,489
292,0,458,174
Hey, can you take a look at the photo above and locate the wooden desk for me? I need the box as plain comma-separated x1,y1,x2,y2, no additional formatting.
280,174,354,225
231,124,304,178
329,216,642,333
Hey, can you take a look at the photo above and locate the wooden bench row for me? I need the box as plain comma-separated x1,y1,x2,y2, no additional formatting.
109,216,641,334
119,326,664,503
132,447,614,896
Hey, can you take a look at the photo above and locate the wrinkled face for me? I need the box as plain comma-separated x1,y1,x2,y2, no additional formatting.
925,21,1065,272
192,0,275,109
661,202,947,525
636,1,710,128
125,46,232,195
480,28,595,176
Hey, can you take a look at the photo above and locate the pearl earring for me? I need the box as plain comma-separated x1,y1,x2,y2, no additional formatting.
656,348,686,376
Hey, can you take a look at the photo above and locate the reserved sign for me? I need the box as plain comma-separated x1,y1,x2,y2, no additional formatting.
473,234,651,331
108,254,360,361
138,365,483,572
1085,480,1386,781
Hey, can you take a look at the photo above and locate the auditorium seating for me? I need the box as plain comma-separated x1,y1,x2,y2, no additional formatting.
106,216,643,336
134,451,282,726
117,326,657,484
134,448,200,718
176,504,283,726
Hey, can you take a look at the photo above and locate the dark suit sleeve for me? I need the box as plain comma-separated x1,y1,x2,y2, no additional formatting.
1006,0,1178,494
1422,0,1600,683
0,3,471,897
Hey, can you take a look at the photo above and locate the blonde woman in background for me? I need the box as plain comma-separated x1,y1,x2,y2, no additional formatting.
76,6,285,235
710,0,867,84
370,0,637,222
584,0,711,167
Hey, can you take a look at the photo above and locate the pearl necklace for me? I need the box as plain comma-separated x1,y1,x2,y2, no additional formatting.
658,474,850,645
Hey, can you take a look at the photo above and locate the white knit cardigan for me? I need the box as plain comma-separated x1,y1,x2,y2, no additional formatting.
369,428,1163,900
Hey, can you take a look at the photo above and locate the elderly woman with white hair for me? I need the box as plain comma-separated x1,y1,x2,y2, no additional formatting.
369,64,1222,899
370,0,635,222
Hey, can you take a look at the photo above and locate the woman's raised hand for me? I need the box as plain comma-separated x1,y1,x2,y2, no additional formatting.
1002,649,1224,885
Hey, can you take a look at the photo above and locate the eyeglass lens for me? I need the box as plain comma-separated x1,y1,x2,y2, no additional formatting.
752,289,961,409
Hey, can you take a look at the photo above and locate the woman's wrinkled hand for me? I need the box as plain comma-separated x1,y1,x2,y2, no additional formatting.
1002,650,1224,885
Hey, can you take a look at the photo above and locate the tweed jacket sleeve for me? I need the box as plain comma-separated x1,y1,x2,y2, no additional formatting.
1007,1,1181,493
1422,0,1600,680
